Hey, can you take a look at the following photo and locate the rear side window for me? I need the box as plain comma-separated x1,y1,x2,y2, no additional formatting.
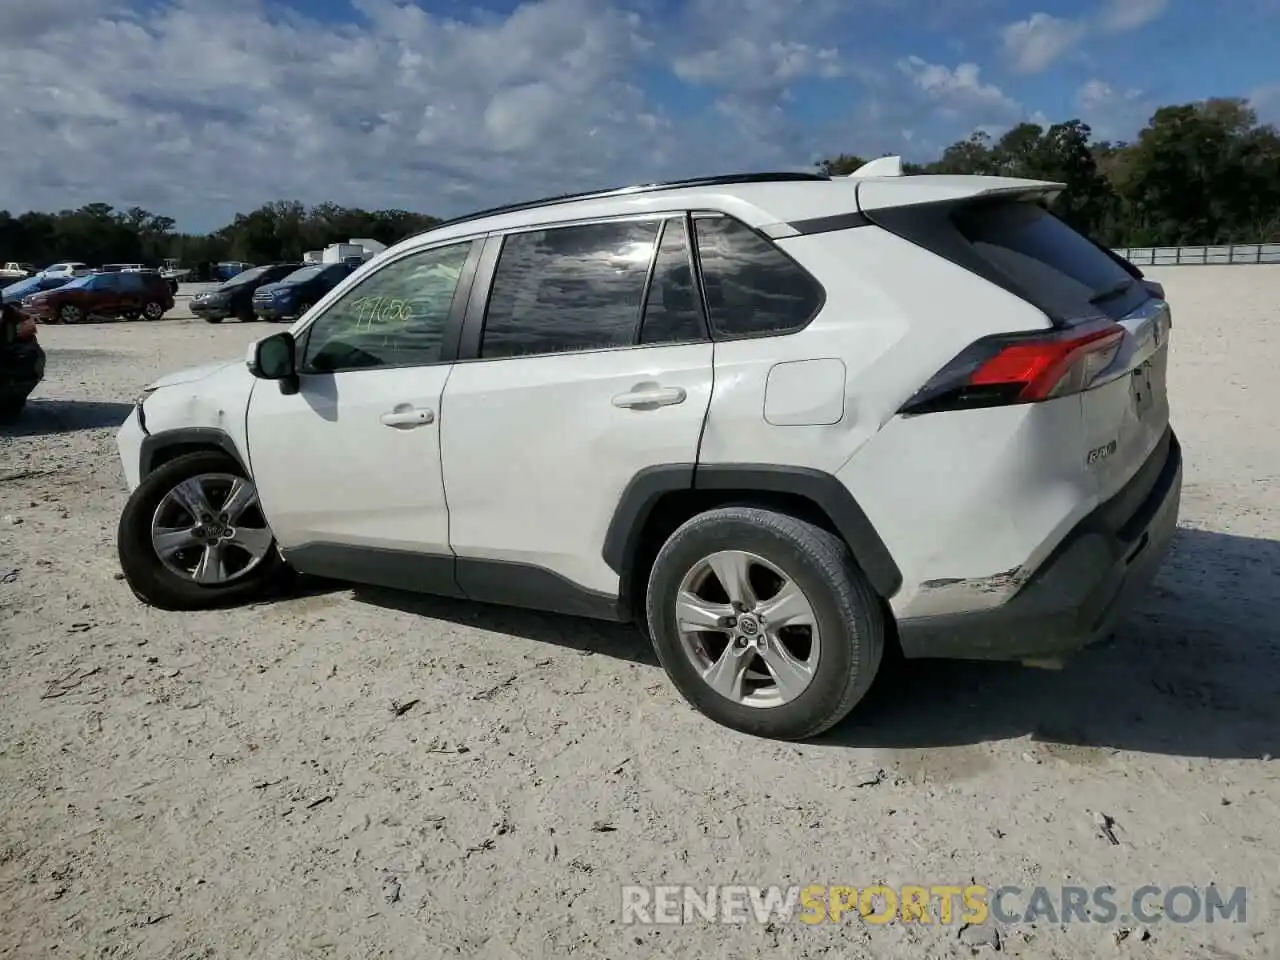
481,219,661,359
951,201,1148,322
693,215,823,338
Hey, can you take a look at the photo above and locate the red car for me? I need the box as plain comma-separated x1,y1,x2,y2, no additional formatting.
21,270,174,323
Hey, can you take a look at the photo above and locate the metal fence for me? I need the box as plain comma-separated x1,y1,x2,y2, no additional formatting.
1114,244,1280,266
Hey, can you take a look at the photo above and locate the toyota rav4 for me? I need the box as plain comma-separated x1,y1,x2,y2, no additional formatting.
114,163,1181,740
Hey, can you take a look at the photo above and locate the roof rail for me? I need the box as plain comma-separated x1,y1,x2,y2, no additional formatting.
415,170,833,239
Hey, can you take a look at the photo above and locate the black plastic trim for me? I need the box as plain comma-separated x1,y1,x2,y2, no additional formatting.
601,464,697,574
785,210,872,236
138,427,247,479
693,464,902,597
456,235,503,361
282,543,625,621
456,558,623,621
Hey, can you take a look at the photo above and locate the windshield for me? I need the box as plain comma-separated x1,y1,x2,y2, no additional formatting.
222,265,273,287
280,265,327,284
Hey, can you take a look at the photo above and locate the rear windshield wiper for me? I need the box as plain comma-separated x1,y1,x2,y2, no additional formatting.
1089,279,1135,305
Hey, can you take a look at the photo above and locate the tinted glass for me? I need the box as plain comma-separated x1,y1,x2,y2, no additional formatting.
224,265,271,286
281,265,326,284
301,241,471,373
481,219,661,359
952,201,1148,321
118,273,144,291
694,215,822,337
639,219,705,345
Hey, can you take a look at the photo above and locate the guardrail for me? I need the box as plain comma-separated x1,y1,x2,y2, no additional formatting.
1114,244,1280,266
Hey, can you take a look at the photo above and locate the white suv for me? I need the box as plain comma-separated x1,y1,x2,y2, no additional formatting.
115,162,1181,740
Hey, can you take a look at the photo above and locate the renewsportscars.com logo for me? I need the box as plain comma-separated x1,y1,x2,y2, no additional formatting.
621,884,1248,926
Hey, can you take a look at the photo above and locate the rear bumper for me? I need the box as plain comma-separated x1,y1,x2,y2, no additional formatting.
897,427,1182,660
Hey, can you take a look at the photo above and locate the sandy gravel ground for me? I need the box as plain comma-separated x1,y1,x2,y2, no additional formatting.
2,269,1278,959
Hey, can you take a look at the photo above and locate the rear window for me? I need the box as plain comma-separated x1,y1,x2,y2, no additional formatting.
952,201,1148,322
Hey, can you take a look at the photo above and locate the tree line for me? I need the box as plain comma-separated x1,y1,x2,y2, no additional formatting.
2,97,1277,272
819,98,1280,247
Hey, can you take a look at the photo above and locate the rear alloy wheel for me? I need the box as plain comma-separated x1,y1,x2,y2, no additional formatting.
142,300,165,320
646,507,885,740
117,451,285,610
57,304,83,324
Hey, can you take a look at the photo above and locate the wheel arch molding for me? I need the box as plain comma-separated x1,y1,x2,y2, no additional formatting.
139,427,248,480
602,462,903,601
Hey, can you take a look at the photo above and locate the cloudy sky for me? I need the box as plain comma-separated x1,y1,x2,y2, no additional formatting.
1,0,1277,231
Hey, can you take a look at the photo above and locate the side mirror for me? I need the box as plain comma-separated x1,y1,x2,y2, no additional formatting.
248,332,299,395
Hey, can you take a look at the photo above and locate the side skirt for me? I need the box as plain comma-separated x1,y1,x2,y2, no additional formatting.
283,543,627,622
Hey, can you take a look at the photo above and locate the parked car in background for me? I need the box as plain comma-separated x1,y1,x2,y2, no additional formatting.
20,270,174,323
190,263,302,323
0,262,37,281
40,262,90,279
251,262,358,322
0,301,44,418
2,274,73,303
214,261,255,282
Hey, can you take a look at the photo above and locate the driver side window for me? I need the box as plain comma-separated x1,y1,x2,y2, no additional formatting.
300,240,473,374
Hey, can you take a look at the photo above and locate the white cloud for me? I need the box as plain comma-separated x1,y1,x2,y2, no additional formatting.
1096,0,1168,34
1001,12,1088,74
999,0,1168,75
1075,79,1154,141
898,57,1023,125
0,0,852,230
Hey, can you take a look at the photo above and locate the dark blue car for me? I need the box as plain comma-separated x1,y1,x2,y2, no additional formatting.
2,274,73,303
251,262,358,322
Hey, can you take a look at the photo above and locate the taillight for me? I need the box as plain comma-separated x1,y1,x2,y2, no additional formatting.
900,321,1124,416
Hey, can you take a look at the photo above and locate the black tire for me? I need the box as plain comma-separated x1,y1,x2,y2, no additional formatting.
645,506,885,741
204,316,224,324
117,451,285,611
57,304,82,324
294,301,313,321
141,300,165,321
235,307,255,323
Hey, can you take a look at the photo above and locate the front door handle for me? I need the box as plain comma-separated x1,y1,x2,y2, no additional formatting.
380,406,435,428
612,385,687,409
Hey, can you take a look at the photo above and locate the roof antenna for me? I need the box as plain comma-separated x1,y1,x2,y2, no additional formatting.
846,155,904,179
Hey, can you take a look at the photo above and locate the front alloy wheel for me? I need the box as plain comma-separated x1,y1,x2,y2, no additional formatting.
150,473,274,585
118,451,285,610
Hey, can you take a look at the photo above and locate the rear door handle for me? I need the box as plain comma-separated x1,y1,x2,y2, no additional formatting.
380,406,435,428
612,385,687,409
